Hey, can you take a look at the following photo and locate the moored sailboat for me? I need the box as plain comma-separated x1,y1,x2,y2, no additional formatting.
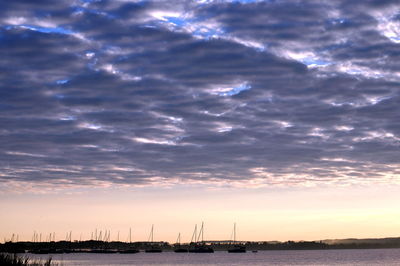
119,228,140,254
228,223,246,253
174,233,188,253
145,225,162,253
188,222,214,253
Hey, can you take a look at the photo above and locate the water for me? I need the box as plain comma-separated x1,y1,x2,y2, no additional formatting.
27,249,400,265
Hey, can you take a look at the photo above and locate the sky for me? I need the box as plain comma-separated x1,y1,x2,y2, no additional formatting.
0,0,400,243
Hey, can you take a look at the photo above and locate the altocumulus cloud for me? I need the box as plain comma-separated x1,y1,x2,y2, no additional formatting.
0,0,399,190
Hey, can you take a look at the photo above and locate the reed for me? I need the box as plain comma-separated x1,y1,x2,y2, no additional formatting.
0,253,57,266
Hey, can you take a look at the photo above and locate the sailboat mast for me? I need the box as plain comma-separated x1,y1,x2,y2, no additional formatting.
148,224,154,243
151,224,154,243
200,222,204,243
129,228,132,243
234,222,236,243
191,224,197,243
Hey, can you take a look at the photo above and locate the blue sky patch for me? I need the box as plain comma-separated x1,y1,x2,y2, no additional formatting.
165,17,187,27
56,79,70,85
219,83,252,96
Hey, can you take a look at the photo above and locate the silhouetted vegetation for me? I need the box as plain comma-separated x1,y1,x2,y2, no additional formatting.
0,253,56,266
2,237,400,254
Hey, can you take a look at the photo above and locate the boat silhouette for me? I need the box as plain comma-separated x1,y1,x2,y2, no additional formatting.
144,225,162,253
189,245,214,253
228,223,246,253
188,222,214,253
119,249,139,254
119,228,140,254
174,233,188,253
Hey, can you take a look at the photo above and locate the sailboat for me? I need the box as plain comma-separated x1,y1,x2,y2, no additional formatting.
119,228,140,254
228,223,246,253
189,222,214,253
174,233,188,253
145,225,162,253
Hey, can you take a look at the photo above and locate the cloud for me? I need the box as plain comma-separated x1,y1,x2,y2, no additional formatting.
1,0,399,190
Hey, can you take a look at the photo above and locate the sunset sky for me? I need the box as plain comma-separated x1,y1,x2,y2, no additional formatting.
1,0,400,243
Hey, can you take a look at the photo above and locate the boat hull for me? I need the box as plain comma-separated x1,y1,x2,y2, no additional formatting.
174,248,188,253
228,245,246,253
145,249,162,253
189,247,214,253
119,249,140,254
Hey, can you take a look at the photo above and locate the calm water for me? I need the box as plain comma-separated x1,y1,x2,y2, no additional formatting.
27,249,400,265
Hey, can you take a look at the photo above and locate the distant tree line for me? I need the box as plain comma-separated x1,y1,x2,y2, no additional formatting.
2,238,400,253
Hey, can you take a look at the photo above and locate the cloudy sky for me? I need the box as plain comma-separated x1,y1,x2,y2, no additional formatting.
1,0,400,242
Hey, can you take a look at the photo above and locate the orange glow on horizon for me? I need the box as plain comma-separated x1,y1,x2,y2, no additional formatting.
1,185,400,243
